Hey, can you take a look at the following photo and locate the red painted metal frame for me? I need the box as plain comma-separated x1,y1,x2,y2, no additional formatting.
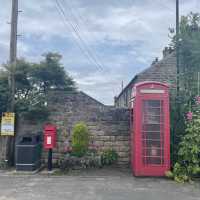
131,82,170,176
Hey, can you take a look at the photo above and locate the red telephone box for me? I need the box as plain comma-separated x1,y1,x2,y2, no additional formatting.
131,82,170,176
44,124,56,149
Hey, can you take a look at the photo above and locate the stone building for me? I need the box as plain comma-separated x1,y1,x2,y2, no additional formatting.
114,47,177,108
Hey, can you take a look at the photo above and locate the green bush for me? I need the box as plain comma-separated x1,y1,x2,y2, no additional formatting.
165,170,174,179
71,122,89,157
170,96,200,182
101,149,118,165
0,159,8,169
59,154,102,171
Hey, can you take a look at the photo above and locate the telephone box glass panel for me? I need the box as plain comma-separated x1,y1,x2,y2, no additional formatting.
142,100,164,165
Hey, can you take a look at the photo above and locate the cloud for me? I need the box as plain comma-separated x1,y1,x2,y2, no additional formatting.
0,0,199,104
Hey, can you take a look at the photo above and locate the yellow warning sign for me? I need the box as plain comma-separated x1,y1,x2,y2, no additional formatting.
1,112,15,136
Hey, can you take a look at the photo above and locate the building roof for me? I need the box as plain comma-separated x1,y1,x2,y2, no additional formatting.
116,51,177,100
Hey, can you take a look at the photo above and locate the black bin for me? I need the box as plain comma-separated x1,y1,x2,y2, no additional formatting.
15,133,42,171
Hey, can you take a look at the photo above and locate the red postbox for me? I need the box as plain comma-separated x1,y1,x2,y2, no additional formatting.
44,124,56,149
131,82,170,176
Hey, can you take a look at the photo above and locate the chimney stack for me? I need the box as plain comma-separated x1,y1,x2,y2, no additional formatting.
152,57,159,65
163,47,173,58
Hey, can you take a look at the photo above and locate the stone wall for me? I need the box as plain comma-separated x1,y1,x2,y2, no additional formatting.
16,91,130,165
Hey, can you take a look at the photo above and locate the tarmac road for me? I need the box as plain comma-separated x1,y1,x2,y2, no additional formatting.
0,169,200,200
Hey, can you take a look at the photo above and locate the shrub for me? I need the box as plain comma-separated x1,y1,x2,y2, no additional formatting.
101,149,118,165
59,154,102,171
71,122,89,157
170,96,200,182
165,171,174,179
0,159,8,169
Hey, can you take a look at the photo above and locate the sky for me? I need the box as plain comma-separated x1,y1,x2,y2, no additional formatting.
0,0,199,105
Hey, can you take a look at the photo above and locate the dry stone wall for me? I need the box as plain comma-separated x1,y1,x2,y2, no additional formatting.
17,91,130,165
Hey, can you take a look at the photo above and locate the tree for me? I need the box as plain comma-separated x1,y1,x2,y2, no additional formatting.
171,12,200,103
168,13,200,180
0,52,76,121
31,53,76,93
0,70,9,114
169,13,200,161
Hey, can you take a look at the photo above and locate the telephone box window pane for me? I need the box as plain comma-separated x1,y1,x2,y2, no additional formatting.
142,100,164,165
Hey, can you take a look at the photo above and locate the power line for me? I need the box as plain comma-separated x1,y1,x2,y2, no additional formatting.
61,0,105,70
155,0,175,13
128,0,174,12
55,0,102,70
63,0,101,45
63,0,88,34
54,0,103,71
54,4,98,70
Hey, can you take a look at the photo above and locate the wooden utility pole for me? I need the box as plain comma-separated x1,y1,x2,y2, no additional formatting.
9,0,18,111
176,0,180,99
198,72,200,96
4,0,19,165
172,0,180,164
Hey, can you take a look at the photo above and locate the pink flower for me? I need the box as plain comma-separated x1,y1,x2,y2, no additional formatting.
195,96,200,105
186,111,193,121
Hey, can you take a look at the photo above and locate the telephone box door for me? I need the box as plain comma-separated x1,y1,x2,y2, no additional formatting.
132,82,170,176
